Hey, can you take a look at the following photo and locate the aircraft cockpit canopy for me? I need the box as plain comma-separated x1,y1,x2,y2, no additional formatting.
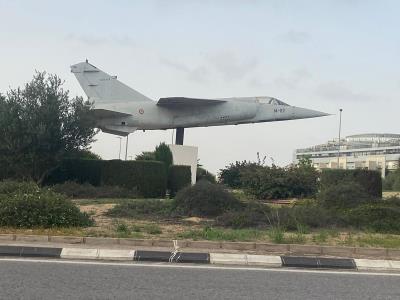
268,98,289,106
256,97,289,106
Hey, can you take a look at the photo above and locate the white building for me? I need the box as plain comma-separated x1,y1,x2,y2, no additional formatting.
294,134,400,178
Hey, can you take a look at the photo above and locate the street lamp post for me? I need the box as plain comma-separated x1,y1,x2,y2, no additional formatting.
117,137,122,160
337,108,343,168
125,134,129,161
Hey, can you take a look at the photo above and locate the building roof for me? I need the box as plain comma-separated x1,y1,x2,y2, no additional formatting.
296,133,400,154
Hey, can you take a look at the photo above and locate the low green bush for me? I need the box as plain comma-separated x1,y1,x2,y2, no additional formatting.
0,180,39,194
345,202,400,233
383,170,400,191
219,161,253,188
168,165,191,197
173,181,243,217
0,184,93,228
52,181,138,199
215,202,271,228
320,169,382,198
196,167,216,184
106,199,173,218
216,199,339,230
240,160,318,200
317,182,375,209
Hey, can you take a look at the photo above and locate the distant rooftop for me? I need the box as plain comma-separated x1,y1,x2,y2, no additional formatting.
297,133,400,154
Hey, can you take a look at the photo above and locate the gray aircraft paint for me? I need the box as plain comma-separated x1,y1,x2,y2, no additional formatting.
71,61,329,136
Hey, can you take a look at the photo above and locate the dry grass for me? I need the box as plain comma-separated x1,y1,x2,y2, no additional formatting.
1,198,399,248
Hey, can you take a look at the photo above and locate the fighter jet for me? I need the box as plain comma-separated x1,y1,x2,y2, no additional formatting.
71,61,329,144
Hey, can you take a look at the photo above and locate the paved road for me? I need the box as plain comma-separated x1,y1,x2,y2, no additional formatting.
0,259,399,300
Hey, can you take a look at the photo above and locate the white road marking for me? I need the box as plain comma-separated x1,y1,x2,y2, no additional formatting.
1,257,400,277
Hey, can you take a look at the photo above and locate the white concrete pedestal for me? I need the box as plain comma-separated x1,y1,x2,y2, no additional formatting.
168,144,198,184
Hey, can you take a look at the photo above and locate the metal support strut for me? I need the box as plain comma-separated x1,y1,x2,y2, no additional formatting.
175,127,184,145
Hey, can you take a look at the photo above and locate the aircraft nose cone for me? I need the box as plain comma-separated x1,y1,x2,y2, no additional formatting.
292,107,331,119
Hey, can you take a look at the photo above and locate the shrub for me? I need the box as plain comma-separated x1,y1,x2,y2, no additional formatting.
240,162,318,200
135,151,156,161
0,180,39,195
320,169,382,198
216,202,271,228
240,165,288,199
168,165,191,197
317,182,375,209
196,167,216,184
219,161,255,188
0,187,93,228
106,199,173,218
173,181,242,217
383,170,400,191
52,181,138,199
345,203,400,233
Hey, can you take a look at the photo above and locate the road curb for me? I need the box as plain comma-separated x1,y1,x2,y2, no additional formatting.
0,245,62,258
1,234,399,259
1,245,400,272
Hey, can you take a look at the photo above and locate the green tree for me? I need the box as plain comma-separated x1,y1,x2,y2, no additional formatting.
135,151,156,161
154,143,173,173
0,72,96,183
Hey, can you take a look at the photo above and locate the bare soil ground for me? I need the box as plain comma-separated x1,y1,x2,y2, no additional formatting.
1,199,399,248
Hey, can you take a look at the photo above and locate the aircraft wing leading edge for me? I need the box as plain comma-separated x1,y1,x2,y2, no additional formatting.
157,97,226,108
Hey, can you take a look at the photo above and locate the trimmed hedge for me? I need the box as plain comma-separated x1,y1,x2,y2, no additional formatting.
102,160,166,198
320,169,382,198
168,165,191,197
45,159,102,186
45,159,167,198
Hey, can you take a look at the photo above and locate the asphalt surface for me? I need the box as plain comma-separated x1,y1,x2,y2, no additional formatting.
0,259,399,300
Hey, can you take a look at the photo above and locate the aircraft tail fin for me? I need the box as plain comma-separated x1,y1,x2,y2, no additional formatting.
70,61,153,104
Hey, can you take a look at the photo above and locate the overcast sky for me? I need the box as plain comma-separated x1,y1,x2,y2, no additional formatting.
1,0,399,174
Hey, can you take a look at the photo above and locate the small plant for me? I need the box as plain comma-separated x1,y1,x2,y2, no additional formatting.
131,224,142,232
115,222,130,238
285,233,306,244
116,222,129,233
178,227,265,241
313,230,329,243
268,226,285,244
296,223,310,235
340,232,355,246
144,224,162,235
